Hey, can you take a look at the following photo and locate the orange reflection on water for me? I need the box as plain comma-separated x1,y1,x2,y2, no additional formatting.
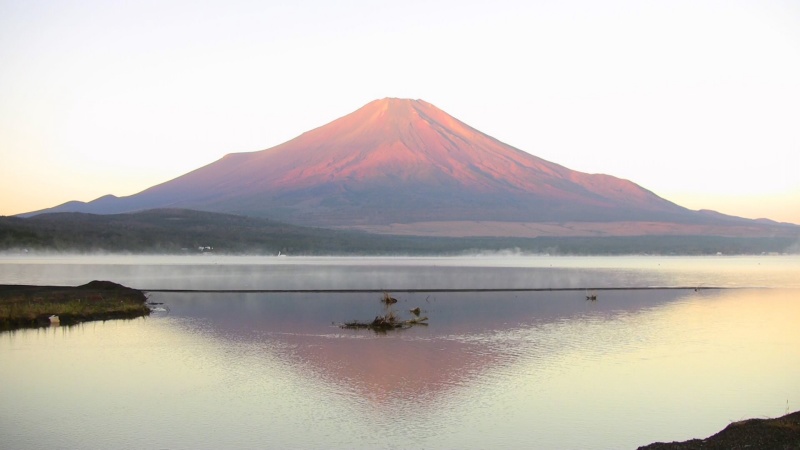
3,288,799,449
521,288,800,445
277,331,503,406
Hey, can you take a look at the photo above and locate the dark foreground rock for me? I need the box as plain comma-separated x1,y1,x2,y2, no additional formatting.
0,281,150,331
639,410,800,450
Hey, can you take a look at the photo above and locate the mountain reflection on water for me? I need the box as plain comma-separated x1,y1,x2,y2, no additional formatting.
159,289,686,406
1,256,799,449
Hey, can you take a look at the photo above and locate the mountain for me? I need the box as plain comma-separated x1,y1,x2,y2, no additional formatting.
25,98,798,238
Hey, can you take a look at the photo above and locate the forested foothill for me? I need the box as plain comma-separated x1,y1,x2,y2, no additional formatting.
1,209,796,256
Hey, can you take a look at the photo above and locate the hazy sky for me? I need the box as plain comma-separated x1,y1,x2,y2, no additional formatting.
1,0,799,223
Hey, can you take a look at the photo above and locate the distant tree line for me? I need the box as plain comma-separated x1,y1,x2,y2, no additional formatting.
0,209,797,255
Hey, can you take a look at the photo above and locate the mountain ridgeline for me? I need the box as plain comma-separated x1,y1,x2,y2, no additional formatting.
22,98,798,240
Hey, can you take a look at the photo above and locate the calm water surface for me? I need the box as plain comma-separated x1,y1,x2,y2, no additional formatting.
1,255,798,449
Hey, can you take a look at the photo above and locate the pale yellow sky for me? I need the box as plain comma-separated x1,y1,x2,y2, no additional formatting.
1,0,798,223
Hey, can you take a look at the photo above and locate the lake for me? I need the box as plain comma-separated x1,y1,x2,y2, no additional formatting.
1,255,798,449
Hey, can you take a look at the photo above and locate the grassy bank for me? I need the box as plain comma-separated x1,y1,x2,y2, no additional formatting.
0,280,150,331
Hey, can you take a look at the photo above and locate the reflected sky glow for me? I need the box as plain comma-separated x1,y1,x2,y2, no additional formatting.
3,287,798,449
1,257,799,449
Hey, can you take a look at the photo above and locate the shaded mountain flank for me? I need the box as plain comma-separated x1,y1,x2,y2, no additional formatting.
23,98,798,239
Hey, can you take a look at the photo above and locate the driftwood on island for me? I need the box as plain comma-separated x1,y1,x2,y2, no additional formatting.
340,292,428,331
341,314,429,331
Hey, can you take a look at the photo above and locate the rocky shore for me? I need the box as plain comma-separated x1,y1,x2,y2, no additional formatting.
639,410,800,449
0,280,150,331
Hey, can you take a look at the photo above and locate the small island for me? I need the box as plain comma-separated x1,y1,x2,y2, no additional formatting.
0,280,150,331
340,292,429,332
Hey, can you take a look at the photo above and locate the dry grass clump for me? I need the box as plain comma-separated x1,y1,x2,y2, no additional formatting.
381,291,398,304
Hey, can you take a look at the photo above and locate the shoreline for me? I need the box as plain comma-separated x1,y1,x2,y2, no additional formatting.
0,281,150,331
639,410,800,449
137,286,728,293
2,281,797,447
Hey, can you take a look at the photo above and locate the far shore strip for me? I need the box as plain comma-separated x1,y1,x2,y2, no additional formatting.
140,286,736,293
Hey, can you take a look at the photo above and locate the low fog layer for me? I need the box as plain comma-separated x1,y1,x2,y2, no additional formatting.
2,255,799,290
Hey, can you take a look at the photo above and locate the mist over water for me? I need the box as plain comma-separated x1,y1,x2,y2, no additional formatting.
1,254,798,289
1,255,798,449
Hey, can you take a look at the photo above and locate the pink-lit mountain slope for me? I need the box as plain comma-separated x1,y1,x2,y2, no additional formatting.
26,98,796,237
